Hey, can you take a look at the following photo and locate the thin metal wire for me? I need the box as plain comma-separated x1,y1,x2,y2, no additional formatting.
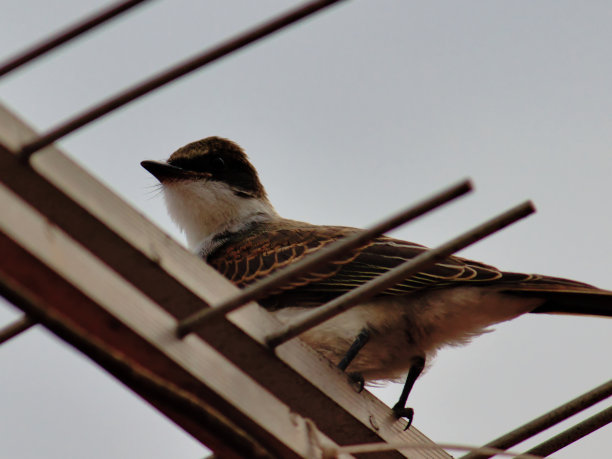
0,0,152,78
0,315,35,345
265,201,535,348
176,179,472,338
338,441,544,458
460,379,612,459
17,0,346,161
524,406,612,457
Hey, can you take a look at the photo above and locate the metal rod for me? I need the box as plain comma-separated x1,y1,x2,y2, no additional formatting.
176,179,473,338
524,406,612,457
265,201,535,348
0,315,35,345
17,0,346,161
460,379,612,459
338,441,544,458
0,0,152,78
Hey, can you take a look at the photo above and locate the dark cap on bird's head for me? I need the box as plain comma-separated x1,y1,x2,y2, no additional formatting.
141,136,267,199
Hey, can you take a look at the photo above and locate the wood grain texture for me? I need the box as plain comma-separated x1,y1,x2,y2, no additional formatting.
0,182,349,459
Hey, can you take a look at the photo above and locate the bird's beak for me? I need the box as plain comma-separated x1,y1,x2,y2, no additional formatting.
141,160,212,182
141,160,184,181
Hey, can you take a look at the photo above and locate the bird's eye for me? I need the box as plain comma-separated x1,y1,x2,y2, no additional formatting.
210,156,226,172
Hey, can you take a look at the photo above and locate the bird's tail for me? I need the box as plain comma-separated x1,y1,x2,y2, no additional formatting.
501,278,612,317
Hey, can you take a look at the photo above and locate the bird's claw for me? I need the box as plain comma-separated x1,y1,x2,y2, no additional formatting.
348,372,365,392
392,404,414,430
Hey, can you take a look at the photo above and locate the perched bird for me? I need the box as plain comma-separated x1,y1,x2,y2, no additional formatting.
142,136,611,427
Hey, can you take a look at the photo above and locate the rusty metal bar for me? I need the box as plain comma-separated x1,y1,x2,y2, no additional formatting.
524,406,612,457
265,201,535,348
0,315,35,345
461,379,612,459
0,0,152,78
17,0,346,161
176,179,472,338
339,441,543,458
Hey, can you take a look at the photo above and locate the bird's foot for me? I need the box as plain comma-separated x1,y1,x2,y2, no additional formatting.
347,372,365,392
392,403,414,431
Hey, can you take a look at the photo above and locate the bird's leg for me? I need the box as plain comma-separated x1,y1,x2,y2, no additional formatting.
337,329,370,370
392,356,425,430
337,329,370,391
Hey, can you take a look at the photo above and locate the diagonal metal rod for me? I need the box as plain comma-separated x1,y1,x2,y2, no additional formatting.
524,405,612,457
338,441,544,458
0,0,152,78
265,201,535,348
17,0,346,161
460,379,612,459
0,315,35,345
176,179,472,338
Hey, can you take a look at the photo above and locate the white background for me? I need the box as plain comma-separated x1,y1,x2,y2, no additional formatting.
1,1,611,457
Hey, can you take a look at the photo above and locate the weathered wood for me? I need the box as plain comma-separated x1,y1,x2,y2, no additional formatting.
0,102,451,458
0,182,349,459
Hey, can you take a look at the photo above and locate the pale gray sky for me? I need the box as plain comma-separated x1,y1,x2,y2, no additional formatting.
1,1,611,458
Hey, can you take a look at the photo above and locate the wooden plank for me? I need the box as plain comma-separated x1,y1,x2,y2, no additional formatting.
0,102,451,458
0,181,351,459
0,254,273,459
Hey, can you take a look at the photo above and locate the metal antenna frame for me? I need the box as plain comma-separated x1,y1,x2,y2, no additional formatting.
0,1,609,457
16,0,347,161
0,0,153,78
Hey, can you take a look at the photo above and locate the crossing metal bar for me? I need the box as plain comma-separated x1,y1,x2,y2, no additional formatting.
0,0,152,78
461,379,612,459
525,406,612,457
338,441,543,458
0,315,35,345
17,0,346,161
176,179,472,337
265,201,535,348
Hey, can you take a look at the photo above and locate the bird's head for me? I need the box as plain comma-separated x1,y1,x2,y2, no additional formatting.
141,136,277,251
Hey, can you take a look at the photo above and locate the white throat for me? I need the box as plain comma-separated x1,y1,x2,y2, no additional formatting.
162,180,278,254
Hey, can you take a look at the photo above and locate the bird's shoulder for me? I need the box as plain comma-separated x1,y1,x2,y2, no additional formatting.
207,219,361,287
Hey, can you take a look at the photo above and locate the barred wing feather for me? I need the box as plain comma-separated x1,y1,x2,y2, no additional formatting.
207,220,612,316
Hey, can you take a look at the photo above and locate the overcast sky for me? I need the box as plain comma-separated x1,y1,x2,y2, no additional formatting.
1,1,611,458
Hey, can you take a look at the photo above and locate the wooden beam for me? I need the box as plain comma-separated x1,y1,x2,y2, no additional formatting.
0,181,353,459
0,102,450,458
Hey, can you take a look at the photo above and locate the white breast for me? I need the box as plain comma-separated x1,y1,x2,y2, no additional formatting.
162,180,277,252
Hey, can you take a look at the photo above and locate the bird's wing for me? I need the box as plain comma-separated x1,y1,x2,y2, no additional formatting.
208,219,579,292
208,221,361,290
207,220,612,316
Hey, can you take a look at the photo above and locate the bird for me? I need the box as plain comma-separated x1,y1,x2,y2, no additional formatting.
141,136,612,428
